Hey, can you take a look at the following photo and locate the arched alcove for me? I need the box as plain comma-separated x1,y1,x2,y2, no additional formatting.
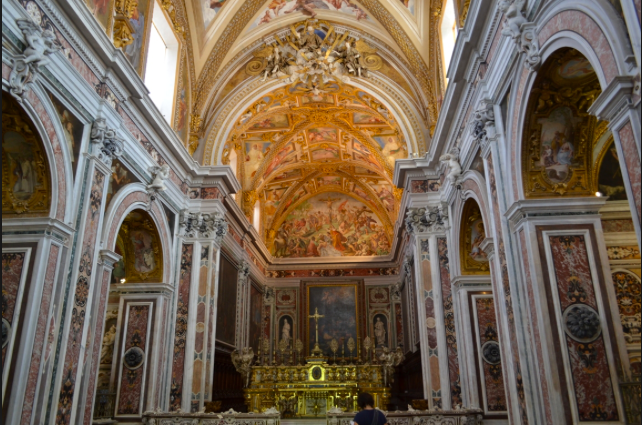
2,92,52,217
459,198,489,275
112,209,164,284
521,47,604,198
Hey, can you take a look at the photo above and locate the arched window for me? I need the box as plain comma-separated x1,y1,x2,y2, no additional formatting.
144,0,179,122
440,0,458,84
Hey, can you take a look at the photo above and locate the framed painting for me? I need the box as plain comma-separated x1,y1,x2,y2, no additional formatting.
303,282,364,356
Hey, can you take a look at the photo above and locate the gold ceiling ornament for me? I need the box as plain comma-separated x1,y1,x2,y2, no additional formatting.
245,20,383,93
160,0,185,38
459,0,471,28
112,0,138,48
2,93,51,216
117,210,163,283
242,189,258,218
460,199,490,275
522,48,602,198
188,114,203,155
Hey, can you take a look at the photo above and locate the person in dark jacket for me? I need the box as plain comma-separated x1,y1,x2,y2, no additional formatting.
352,393,388,425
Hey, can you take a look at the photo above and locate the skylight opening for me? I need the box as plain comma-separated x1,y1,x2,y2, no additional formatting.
144,0,179,123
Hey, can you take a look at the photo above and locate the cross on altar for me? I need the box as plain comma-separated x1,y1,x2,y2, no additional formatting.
309,307,325,356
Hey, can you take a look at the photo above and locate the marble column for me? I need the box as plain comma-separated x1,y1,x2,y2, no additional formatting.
48,121,123,425
171,209,228,413
507,198,630,424
405,204,452,409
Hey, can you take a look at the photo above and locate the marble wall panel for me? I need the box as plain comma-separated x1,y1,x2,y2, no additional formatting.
191,246,209,413
56,168,105,425
548,234,618,421
22,245,58,425
420,239,441,408
116,304,151,416
1,251,25,366
438,238,462,406
474,296,508,413
618,123,641,222
170,244,193,411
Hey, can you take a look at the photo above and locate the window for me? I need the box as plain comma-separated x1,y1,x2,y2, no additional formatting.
144,0,179,122
440,0,458,84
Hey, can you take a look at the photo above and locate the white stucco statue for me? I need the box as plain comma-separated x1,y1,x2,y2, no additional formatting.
439,149,462,185
498,0,527,39
148,164,170,192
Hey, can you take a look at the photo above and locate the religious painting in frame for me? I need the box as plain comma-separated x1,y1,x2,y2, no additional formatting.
460,199,490,274
303,282,364,356
216,254,238,347
248,283,263,353
2,92,51,216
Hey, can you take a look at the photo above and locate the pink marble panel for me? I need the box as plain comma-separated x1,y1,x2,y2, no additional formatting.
486,154,529,422
518,230,552,424
56,169,106,425
21,245,59,425
201,187,223,199
81,268,111,424
548,235,618,421
538,11,618,83
438,238,462,406
155,301,168,406
26,90,66,221
116,304,151,415
394,303,404,347
1,252,26,366
618,123,641,222
169,244,193,411
511,66,530,200
475,297,508,412
410,180,441,193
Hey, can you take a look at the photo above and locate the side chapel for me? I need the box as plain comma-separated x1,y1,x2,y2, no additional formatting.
2,0,641,423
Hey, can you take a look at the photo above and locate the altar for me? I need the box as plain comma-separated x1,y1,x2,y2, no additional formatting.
243,359,389,417
235,298,402,418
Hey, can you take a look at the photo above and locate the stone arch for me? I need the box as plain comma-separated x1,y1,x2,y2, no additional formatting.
451,171,492,277
102,183,173,284
517,46,603,199
1,89,71,221
509,1,634,201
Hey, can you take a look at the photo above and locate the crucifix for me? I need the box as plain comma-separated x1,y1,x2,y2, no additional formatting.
309,307,325,356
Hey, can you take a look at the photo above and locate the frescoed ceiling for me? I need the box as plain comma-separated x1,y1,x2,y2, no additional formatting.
226,82,405,258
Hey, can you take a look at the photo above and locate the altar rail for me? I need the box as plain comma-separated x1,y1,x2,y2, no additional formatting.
326,409,483,425
142,411,280,425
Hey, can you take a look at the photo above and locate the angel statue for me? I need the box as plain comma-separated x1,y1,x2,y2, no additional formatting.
147,164,170,192
231,347,255,388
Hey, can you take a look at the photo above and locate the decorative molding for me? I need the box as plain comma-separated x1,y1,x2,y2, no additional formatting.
178,210,228,243
9,19,59,102
90,118,124,165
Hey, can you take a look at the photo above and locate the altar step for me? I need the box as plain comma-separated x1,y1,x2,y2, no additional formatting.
281,419,327,425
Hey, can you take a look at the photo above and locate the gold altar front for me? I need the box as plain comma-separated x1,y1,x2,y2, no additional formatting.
244,360,390,418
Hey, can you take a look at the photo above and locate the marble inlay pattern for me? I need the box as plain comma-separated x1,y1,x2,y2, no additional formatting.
1,252,26,366
549,235,618,421
116,305,151,415
437,238,461,407
56,169,105,425
170,244,193,411
475,297,507,412
420,240,441,408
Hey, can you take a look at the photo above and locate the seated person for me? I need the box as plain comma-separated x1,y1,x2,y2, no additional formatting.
352,392,388,425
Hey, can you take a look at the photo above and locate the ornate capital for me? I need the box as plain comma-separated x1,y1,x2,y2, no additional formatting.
90,118,124,165
519,23,541,71
238,261,250,286
472,101,496,151
9,20,59,102
179,210,228,243
405,206,447,235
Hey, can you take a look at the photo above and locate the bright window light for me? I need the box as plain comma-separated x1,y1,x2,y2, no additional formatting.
144,0,179,123
441,0,458,85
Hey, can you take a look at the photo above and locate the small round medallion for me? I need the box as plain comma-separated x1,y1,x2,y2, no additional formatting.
481,341,501,365
123,346,145,369
426,317,436,329
563,304,601,343
311,366,322,380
